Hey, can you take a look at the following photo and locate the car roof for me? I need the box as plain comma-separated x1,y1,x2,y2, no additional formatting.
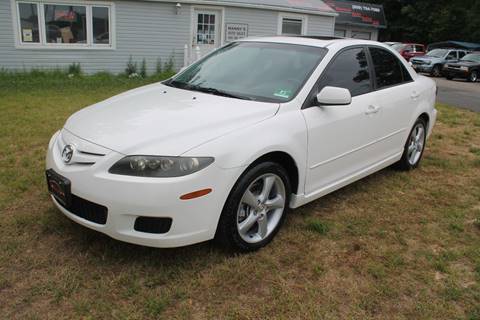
238,36,386,49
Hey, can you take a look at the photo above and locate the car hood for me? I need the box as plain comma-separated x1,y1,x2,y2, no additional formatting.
64,82,280,155
449,61,480,67
411,56,436,62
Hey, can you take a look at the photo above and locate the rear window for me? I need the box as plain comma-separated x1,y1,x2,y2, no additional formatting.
369,47,411,89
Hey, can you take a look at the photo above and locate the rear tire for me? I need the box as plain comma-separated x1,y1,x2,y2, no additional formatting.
395,118,427,171
215,162,291,252
446,75,453,80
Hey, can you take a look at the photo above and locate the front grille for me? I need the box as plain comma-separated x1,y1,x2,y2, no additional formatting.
411,60,425,65
134,217,172,234
59,194,108,225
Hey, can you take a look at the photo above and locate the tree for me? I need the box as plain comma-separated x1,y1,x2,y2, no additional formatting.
355,0,480,44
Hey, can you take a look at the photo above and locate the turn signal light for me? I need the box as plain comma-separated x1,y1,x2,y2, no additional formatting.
180,188,212,200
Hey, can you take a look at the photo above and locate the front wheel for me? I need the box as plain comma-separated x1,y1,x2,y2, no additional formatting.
431,65,442,77
395,118,427,171
216,162,290,252
468,71,478,82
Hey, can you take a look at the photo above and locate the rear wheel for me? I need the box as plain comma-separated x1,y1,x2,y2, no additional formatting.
396,118,427,171
216,162,290,252
468,71,478,82
446,75,453,80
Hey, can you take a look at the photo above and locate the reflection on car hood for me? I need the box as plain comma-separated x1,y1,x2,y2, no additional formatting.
448,61,480,67
64,83,280,155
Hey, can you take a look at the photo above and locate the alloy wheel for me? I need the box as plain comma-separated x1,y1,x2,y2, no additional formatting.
407,123,425,166
470,71,478,82
236,173,286,244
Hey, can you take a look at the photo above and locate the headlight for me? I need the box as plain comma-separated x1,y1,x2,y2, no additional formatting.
109,156,214,177
460,66,469,71
426,61,432,65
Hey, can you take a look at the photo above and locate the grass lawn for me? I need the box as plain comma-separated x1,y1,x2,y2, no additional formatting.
1,73,480,319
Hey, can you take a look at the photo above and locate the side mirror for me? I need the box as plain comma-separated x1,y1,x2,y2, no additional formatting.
316,86,352,106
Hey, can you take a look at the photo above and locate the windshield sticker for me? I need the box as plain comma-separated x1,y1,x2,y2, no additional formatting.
273,89,292,99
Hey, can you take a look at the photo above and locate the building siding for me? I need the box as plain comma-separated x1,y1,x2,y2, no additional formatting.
0,0,335,74
0,0,192,74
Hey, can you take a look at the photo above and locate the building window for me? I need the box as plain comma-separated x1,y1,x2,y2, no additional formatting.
44,4,87,44
15,1,113,49
278,14,306,36
18,2,40,43
92,6,110,44
351,31,371,40
334,29,346,38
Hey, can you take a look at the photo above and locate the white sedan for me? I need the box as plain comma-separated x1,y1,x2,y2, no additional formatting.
46,37,437,251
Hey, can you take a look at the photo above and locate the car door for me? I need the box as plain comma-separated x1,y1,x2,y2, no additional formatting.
367,46,419,158
302,46,384,195
445,50,458,63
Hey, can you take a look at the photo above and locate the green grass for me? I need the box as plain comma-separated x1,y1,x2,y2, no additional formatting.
1,77,480,319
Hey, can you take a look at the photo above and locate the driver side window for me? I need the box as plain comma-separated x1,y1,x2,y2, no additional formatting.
446,51,457,60
317,47,372,97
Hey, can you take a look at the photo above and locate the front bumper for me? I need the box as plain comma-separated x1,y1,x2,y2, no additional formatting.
443,68,469,79
411,64,433,73
46,130,243,248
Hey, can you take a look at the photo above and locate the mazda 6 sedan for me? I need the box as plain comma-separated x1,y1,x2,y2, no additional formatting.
46,37,437,251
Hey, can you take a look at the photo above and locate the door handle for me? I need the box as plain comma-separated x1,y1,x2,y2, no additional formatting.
365,104,380,115
411,91,420,99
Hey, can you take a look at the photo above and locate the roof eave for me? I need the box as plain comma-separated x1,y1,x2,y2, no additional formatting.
142,0,339,16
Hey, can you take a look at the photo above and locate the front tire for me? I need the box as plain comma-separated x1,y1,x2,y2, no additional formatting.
468,71,478,82
431,65,442,77
396,118,427,171
215,162,291,252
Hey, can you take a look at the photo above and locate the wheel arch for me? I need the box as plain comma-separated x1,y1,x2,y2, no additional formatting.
245,151,299,194
418,112,430,130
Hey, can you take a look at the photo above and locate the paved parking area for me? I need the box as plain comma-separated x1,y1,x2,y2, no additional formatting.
433,77,480,112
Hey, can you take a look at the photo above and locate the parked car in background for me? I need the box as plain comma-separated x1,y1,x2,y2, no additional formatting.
46,37,437,251
410,48,468,77
443,52,480,82
392,43,426,61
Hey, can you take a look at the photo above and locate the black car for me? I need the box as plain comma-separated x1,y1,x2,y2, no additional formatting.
443,52,480,82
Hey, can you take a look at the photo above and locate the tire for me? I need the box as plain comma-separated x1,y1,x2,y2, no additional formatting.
446,75,453,80
215,161,291,252
395,118,427,171
431,65,442,77
468,71,478,82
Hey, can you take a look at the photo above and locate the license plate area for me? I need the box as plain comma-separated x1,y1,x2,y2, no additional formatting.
46,169,71,207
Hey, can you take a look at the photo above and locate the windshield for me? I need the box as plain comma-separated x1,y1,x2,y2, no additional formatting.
391,43,405,52
165,42,327,103
427,49,448,58
461,53,480,63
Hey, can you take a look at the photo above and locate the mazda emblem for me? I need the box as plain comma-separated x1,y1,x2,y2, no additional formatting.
62,144,74,164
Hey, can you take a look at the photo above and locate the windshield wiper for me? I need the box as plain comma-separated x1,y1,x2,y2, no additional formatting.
163,79,187,88
186,85,254,101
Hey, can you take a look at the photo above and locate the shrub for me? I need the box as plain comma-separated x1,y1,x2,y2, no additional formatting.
125,55,137,76
67,62,82,76
155,58,163,75
164,53,175,73
140,58,147,78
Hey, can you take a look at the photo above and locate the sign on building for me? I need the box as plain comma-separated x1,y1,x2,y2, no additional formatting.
225,23,248,42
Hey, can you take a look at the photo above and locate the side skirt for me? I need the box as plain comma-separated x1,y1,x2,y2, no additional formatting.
289,151,403,209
